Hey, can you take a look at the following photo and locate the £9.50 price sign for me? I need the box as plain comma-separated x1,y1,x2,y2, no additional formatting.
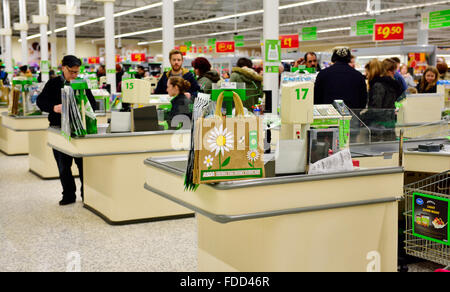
373,23,404,41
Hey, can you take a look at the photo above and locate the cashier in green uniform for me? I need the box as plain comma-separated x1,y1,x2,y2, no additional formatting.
37,55,97,206
166,76,193,129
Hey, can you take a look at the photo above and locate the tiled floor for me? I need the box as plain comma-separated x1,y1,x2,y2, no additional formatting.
0,151,197,272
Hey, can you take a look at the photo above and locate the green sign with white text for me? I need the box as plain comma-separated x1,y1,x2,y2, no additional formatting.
208,38,216,46
264,40,281,63
355,19,376,36
234,35,245,47
429,9,450,29
301,27,317,41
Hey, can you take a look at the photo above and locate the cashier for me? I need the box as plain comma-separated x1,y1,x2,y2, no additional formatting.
37,55,97,206
166,76,193,129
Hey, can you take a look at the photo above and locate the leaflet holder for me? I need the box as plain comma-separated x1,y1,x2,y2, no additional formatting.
122,78,152,132
277,81,314,174
70,80,90,130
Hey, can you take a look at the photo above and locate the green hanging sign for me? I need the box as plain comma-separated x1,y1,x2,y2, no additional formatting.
208,38,217,46
300,27,317,41
422,9,450,29
351,19,376,36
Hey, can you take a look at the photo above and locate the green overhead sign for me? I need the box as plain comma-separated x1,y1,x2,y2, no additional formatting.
422,9,450,29
207,38,216,46
300,27,317,41
234,35,245,47
351,19,377,36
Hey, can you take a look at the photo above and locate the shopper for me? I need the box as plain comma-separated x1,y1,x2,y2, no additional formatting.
49,70,57,79
390,57,408,94
294,52,321,72
135,65,149,79
18,65,32,77
314,47,367,110
155,49,200,99
416,66,439,93
365,58,402,141
0,65,8,85
191,57,220,94
96,65,106,80
349,55,356,69
399,64,416,89
115,64,124,92
166,76,193,129
222,71,230,80
37,55,97,206
436,62,449,80
229,57,263,111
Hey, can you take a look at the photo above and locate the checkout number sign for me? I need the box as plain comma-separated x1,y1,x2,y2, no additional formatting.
296,88,309,100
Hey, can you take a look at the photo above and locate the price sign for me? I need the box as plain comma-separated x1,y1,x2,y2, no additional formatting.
131,53,146,62
216,41,235,53
373,23,404,41
179,45,188,56
88,57,100,64
279,35,299,49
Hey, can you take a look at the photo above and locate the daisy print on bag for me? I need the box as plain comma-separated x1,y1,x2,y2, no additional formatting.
207,124,234,170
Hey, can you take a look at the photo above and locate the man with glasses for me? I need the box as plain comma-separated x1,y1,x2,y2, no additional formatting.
37,55,97,206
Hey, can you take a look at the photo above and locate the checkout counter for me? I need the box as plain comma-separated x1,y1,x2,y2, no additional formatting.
0,112,78,179
144,157,402,272
142,80,404,272
47,127,192,224
47,78,192,224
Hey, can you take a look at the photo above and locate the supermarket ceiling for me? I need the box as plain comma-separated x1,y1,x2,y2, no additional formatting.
5,0,450,47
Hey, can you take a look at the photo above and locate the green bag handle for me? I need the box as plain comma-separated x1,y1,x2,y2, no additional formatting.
214,91,245,117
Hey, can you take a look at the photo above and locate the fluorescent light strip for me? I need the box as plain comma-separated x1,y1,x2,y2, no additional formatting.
23,0,182,41
279,0,328,10
138,26,350,45
138,26,262,45
130,1,329,39
174,10,263,28
378,0,450,13
116,27,163,39
317,27,351,33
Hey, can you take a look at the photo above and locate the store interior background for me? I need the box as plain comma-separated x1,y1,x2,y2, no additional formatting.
1,0,449,273
4,0,450,68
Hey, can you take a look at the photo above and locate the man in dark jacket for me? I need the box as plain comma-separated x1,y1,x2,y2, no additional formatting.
314,47,367,110
37,55,97,206
154,49,200,98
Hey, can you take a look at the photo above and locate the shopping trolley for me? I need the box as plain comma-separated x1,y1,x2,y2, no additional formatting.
404,171,450,266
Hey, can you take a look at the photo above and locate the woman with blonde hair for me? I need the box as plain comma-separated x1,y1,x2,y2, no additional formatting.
399,64,416,88
416,66,439,93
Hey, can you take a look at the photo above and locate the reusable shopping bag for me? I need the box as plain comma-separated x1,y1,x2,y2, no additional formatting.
193,91,265,184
